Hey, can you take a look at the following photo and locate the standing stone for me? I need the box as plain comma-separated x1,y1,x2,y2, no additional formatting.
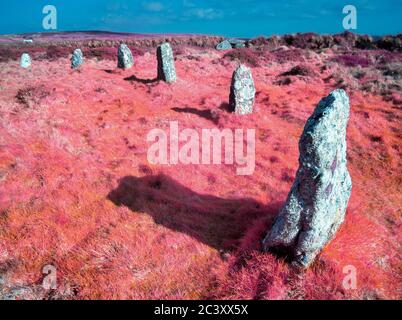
20,53,31,68
71,49,84,69
117,44,134,69
263,89,352,268
216,40,232,51
229,64,256,115
157,43,177,83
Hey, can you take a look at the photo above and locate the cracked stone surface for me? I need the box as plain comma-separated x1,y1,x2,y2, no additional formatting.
229,64,256,115
157,43,177,83
70,49,84,69
117,44,134,69
263,89,352,268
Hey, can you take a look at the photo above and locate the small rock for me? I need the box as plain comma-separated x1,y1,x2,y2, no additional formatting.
117,44,134,69
263,89,352,268
234,42,246,49
20,53,31,68
228,38,246,48
216,40,232,51
157,43,177,83
229,64,256,115
70,49,84,69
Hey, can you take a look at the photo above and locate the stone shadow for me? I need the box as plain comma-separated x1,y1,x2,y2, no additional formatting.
124,75,159,84
107,174,280,251
171,106,219,124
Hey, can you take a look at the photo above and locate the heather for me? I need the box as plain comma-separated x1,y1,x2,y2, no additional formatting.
0,32,400,300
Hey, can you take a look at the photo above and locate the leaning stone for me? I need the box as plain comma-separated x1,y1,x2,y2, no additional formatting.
263,89,352,268
229,64,256,115
157,43,177,83
71,49,84,69
20,53,31,68
117,44,134,69
216,40,232,51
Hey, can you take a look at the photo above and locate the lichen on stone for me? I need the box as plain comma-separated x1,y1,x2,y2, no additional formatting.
71,48,84,69
20,53,31,69
263,89,352,268
117,43,134,70
229,64,256,115
157,42,177,83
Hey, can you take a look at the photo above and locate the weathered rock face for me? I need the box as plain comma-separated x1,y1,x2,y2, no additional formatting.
229,64,256,115
20,53,31,68
117,44,134,69
263,89,352,268
71,49,84,69
216,40,232,51
157,43,177,83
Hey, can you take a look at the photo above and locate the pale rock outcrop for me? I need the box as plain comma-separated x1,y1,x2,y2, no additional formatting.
216,40,232,50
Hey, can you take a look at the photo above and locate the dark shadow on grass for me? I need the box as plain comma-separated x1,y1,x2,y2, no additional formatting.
124,75,159,84
171,106,220,124
107,174,281,251
219,102,233,113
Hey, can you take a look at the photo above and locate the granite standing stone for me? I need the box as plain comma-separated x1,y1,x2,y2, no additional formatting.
157,43,177,83
117,44,134,69
263,89,352,268
229,64,256,115
20,53,31,68
71,49,84,69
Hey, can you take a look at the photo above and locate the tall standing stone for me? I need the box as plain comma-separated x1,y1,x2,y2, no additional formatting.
229,64,256,115
157,43,177,83
20,53,31,68
71,49,84,69
263,89,352,268
117,44,134,69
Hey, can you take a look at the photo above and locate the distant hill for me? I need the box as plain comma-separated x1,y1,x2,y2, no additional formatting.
0,31,201,44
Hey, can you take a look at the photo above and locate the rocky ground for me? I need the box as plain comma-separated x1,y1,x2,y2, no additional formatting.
0,32,400,299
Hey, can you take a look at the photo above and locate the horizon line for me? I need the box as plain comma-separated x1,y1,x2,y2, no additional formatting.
0,30,401,39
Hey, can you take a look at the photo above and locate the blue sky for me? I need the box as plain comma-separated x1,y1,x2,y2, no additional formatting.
0,0,401,37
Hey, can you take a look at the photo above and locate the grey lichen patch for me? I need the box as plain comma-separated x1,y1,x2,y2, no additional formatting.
229,64,256,115
157,43,177,83
117,44,134,70
263,89,352,268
